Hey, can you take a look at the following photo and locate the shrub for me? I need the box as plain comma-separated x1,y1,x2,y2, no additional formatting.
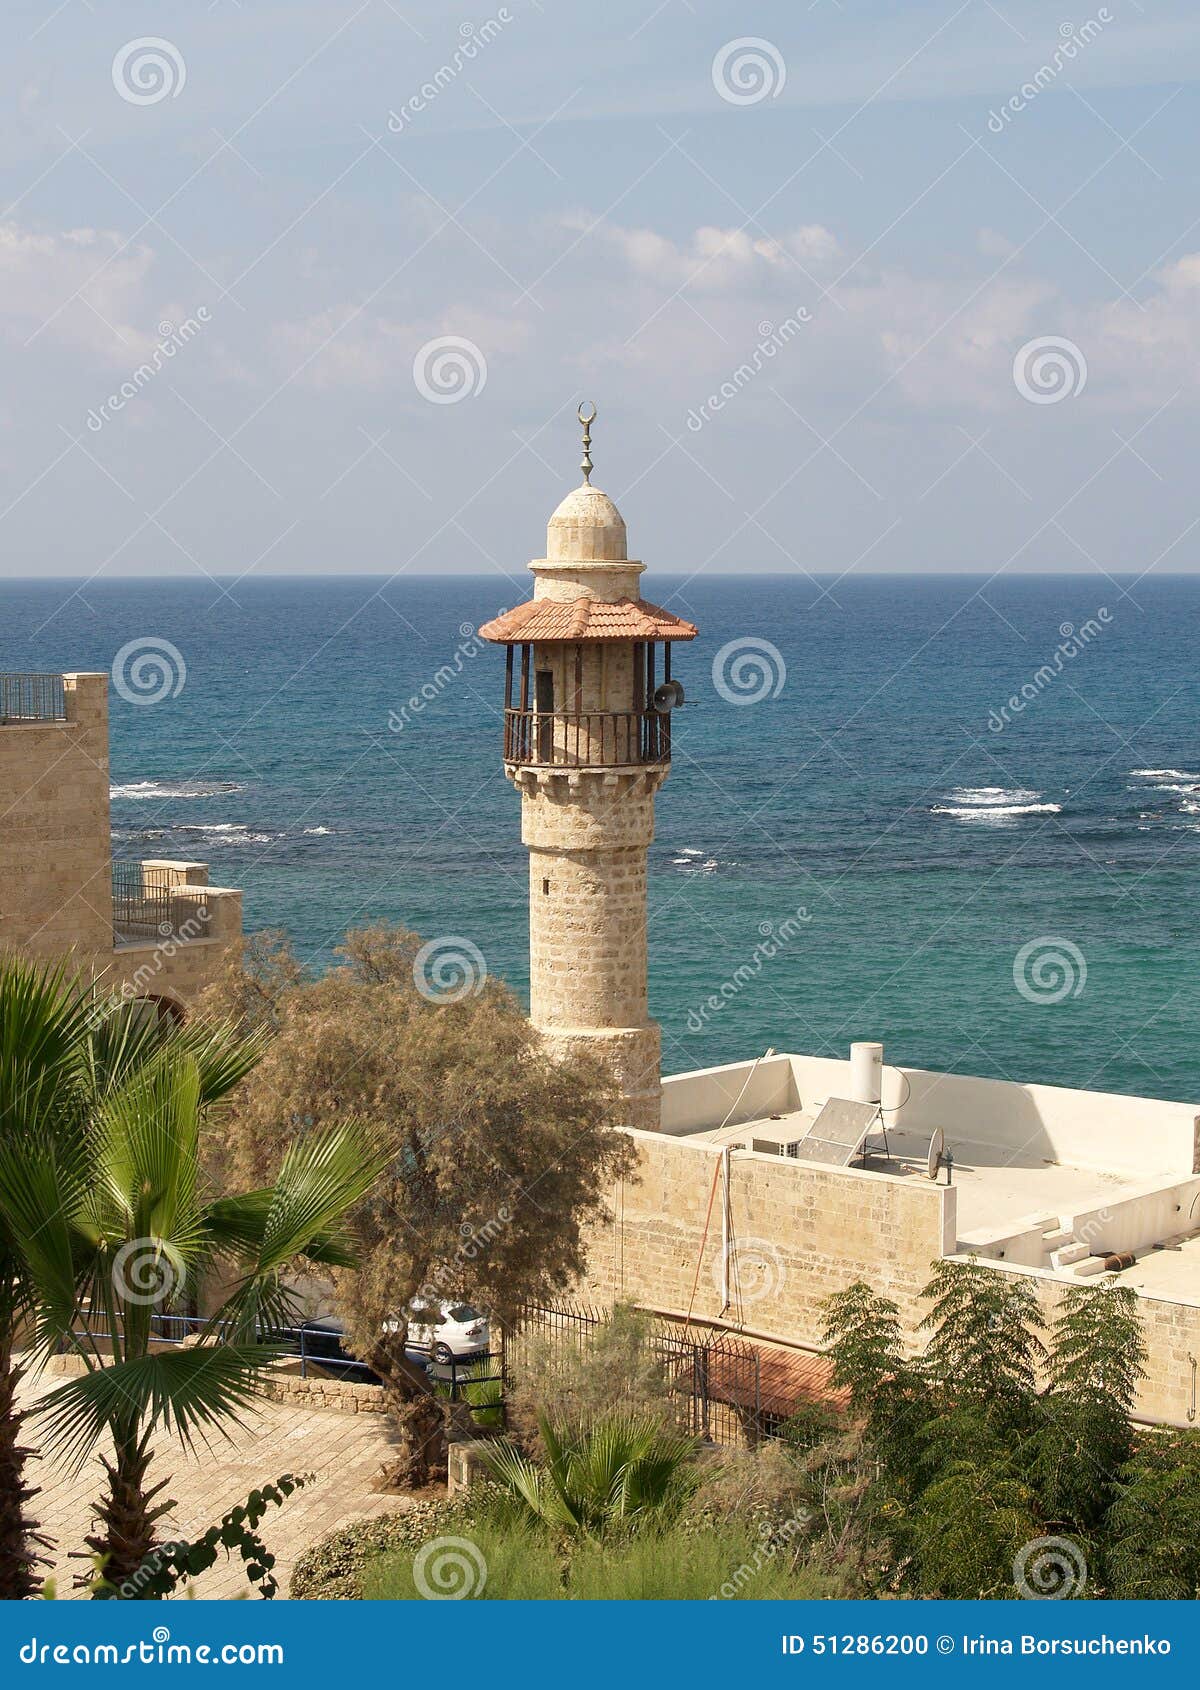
505,1306,683,1452
290,1492,495,1599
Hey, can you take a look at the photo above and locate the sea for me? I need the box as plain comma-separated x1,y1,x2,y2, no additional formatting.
2,572,1198,1103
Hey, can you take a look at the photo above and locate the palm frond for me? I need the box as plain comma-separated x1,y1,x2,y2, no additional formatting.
0,957,94,1145
234,1120,386,1276
85,1054,204,1244
0,1137,86,1337
34,1343,280,1472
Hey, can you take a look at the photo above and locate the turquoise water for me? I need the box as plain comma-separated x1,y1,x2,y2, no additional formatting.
3,573,1197,1102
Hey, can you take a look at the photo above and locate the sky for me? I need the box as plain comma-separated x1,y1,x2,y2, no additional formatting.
2,0,1200,585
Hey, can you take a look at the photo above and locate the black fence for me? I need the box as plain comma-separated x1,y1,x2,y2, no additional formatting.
512,1301,775,1446
112,861,176,944
0,672,66,723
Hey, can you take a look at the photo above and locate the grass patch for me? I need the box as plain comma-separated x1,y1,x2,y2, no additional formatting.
363,1519,839,1601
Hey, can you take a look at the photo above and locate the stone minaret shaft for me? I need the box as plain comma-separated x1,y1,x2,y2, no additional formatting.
479,410,696,1129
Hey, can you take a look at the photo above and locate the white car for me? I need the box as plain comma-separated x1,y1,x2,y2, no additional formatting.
404,1301,490,1364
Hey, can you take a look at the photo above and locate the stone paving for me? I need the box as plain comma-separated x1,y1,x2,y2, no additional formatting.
18,1363,414,1599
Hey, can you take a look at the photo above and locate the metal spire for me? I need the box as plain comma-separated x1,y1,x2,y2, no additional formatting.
578,401,596,484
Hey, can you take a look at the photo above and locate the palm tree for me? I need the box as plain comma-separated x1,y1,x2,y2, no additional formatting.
0,959,100,1597
0,963,385,1595
484,1413,697,1536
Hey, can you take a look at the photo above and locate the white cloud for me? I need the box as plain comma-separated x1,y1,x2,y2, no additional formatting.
572,217,840,291
0,222,158,362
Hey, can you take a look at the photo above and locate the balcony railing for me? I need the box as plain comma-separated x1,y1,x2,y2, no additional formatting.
0,673,66,723
503,708,670,768
112,862,175,945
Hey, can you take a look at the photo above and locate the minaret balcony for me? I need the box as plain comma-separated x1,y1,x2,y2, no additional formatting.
503,707,670,769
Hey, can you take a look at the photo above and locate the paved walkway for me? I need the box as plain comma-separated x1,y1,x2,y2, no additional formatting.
18,1364,413,1599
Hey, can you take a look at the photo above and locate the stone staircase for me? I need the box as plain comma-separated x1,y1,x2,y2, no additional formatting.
1042,1224,1111,1277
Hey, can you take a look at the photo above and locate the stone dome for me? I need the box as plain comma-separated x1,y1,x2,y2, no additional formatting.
546,483,628,562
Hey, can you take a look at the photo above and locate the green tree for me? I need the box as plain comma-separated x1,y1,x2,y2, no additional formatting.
0,1018,384,1594
197,923,636,1487
919,1257,1045,1432
1037,1282,1146,1535
1106,1431,1200,1598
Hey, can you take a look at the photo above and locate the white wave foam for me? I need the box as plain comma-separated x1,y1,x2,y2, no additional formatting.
302,826,336,836
933,802,1061,821
110,779,244,800
1130,769,1200,782
677,847,704,857
173,822,274,845
947,786,1043,806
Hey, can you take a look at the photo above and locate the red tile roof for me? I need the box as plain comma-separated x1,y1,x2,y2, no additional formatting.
702,1341,850,1418
478,596,698,644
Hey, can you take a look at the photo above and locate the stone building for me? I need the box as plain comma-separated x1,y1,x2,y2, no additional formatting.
480,407,696,1128
0,670,241,1015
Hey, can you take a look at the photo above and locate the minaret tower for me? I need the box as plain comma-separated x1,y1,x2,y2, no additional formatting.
479,406,697,1129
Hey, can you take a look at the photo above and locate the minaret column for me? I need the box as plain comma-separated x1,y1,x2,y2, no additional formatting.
479,405,697,1133
519,767,664,1129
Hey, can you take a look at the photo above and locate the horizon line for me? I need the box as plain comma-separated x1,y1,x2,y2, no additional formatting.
1,570,1196,586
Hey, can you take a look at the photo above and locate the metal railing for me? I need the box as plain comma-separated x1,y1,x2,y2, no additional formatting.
513,1301,773,1446
503,708,670,768
0,672,66,723
112,861,175,944
65,1309,503,1405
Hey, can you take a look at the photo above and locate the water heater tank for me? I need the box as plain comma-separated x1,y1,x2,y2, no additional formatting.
850,1041,883,1106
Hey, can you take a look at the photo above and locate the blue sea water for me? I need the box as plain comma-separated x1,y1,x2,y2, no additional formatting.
2,572,1197,1103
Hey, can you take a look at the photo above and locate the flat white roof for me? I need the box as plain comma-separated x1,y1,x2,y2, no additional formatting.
662,1049,1200,1288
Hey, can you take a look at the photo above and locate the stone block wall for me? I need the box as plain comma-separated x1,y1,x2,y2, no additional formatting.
0,672,112,961
579,1129,955,1346
0,671,241,1010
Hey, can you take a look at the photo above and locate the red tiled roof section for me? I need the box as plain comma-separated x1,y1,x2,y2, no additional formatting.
702,1340,850,1419
478,596,698,643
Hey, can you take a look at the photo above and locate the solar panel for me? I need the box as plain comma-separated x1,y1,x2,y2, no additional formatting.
789,1097,879,1167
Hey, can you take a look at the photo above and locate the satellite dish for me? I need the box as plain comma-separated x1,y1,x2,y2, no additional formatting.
927,1127,945,1182
652,680,685,714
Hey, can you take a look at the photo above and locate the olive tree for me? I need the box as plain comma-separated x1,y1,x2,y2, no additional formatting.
198,925,636,1486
